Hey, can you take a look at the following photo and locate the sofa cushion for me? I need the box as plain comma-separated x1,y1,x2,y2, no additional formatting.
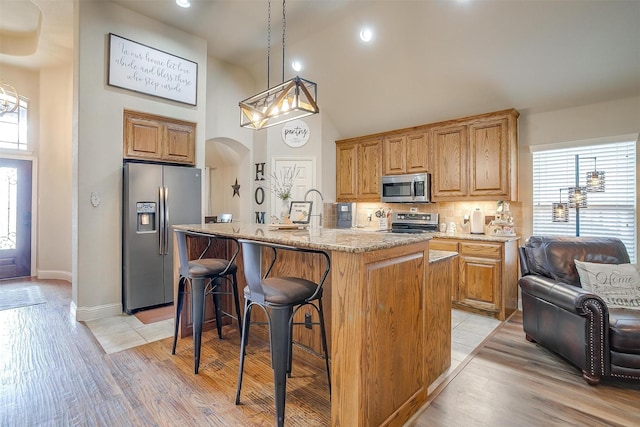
609,309,640,356
574,260,640,310
523,236,630,287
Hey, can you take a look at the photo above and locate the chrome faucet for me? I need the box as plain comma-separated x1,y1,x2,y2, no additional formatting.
304,188,324,227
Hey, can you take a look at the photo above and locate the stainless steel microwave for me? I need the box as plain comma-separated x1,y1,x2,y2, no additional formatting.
381,173,431,203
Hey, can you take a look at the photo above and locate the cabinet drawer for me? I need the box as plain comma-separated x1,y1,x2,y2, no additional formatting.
430,239,459,252
459,242,501,259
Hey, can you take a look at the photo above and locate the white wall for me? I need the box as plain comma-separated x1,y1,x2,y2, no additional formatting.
74,1,207,320
38,64,73,281
518,95,640,240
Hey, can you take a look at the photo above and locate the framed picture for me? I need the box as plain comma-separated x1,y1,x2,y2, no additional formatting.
108,33,198,105
289,201,313,224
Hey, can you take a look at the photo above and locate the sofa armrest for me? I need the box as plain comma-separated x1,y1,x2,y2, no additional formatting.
519,274,611,380
518,274,608,317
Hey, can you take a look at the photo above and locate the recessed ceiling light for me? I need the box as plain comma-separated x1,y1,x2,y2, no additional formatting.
291,60,302,72
176,0,191,8
360,28,373,43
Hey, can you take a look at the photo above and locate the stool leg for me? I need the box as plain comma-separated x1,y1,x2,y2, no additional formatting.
235,301,252,404
318,299,331,396
231,272,243,334
172,277,186,355
270,306,292,427
192,277,206,374
211,277,223,339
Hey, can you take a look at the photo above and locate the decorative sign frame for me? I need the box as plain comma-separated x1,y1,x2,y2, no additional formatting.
108,33,198,105
289,201,313,224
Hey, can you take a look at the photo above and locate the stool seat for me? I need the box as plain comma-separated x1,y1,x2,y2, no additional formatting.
243,276,321,305
189,258,238,277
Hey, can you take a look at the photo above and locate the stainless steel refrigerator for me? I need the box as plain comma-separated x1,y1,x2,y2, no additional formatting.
122,162,201,314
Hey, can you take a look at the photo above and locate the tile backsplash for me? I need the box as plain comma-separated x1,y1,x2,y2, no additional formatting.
323,200,523,236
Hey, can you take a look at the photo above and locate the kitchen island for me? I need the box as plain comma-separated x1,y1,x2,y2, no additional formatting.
172,223,455,427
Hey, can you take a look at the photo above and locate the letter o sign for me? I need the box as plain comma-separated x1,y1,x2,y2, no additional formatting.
255,187,265,205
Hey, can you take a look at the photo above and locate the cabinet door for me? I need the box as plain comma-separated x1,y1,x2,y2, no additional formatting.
469,117,509,197
383,135,406,175
124,115,163,161
431,125,467,199
358,138,382,200
406,131,429,173
458,256,500,313
336,142,358,200
164,122,195,165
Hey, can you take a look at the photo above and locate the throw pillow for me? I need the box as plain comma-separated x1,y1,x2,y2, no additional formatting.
574,260,640,310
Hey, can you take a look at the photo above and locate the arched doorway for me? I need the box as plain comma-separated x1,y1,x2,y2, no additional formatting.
204,138,251,223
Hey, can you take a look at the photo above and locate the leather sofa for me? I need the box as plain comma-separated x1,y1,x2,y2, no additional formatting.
518,236,640,385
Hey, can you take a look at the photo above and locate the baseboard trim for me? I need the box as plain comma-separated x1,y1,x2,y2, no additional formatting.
37,270,72,282
74,302,123,322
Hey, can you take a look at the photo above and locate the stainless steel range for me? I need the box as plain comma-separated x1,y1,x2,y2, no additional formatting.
389,212,439,233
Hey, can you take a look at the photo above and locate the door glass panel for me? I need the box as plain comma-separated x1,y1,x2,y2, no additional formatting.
0,167,17,249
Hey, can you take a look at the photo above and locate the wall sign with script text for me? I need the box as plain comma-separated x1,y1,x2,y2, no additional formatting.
281,120,310,147
108,33,198,105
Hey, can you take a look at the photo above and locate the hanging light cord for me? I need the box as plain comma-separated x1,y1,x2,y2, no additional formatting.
267,0,271,88
282,0,286,82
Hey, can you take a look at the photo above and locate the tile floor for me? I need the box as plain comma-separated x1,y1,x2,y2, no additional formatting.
85,308,501,369
84,311,174,354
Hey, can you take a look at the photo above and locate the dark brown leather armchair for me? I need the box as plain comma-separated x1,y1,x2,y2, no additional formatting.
518,236,640,385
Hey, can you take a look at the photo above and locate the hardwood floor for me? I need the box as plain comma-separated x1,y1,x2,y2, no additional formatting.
2,278,640,426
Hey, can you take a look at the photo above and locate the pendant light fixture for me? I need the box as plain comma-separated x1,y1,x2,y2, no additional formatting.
585,157,605,192
0,78,20,115
239,0,319,130
552,189,569,222
551,154,606,235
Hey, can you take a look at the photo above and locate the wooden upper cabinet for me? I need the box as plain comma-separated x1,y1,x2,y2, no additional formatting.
469,117,509,197
406,132,429,173
336,137,382,202
431,125,468,199
358,137,382,200
383,134,406,175
336,108,519,203
124,110,196,165
336,142,358,200
383,131,429,175
431,109,519,202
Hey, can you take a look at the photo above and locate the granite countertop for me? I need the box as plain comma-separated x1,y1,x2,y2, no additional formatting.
430,232,520,242
173,223,434,254
429,250,458,263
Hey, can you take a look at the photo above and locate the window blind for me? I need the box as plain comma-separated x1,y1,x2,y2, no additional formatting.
532,140,637,262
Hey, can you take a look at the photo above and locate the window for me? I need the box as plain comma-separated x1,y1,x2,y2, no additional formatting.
532,139,637,262
0,96,28,151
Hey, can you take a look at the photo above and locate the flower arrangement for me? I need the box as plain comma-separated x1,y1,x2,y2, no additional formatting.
270,165,300,200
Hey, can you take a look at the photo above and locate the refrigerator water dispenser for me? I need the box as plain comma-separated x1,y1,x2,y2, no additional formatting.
136,202,156,233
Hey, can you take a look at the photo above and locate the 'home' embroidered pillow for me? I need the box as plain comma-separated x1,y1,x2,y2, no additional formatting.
574,259,640,310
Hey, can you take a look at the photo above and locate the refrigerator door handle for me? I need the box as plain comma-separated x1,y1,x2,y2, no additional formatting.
158,186,165,255
163,186,170,255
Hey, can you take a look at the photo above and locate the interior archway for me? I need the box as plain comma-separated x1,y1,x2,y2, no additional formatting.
204,138,251,223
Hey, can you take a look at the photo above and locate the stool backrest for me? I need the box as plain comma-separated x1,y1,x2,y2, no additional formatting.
175,229,191,278
174,229,240,278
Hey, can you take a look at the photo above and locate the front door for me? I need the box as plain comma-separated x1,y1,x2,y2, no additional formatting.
0,159,32,279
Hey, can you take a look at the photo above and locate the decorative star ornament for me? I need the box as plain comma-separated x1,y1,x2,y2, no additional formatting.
232,178,241,197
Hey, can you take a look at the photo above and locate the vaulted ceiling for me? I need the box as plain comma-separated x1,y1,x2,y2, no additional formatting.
2,0,639,138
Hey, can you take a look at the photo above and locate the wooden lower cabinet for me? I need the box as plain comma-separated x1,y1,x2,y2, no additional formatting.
430,237,519,320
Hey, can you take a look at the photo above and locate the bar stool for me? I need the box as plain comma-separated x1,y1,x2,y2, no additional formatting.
235,239,331,427
171,229,243,374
